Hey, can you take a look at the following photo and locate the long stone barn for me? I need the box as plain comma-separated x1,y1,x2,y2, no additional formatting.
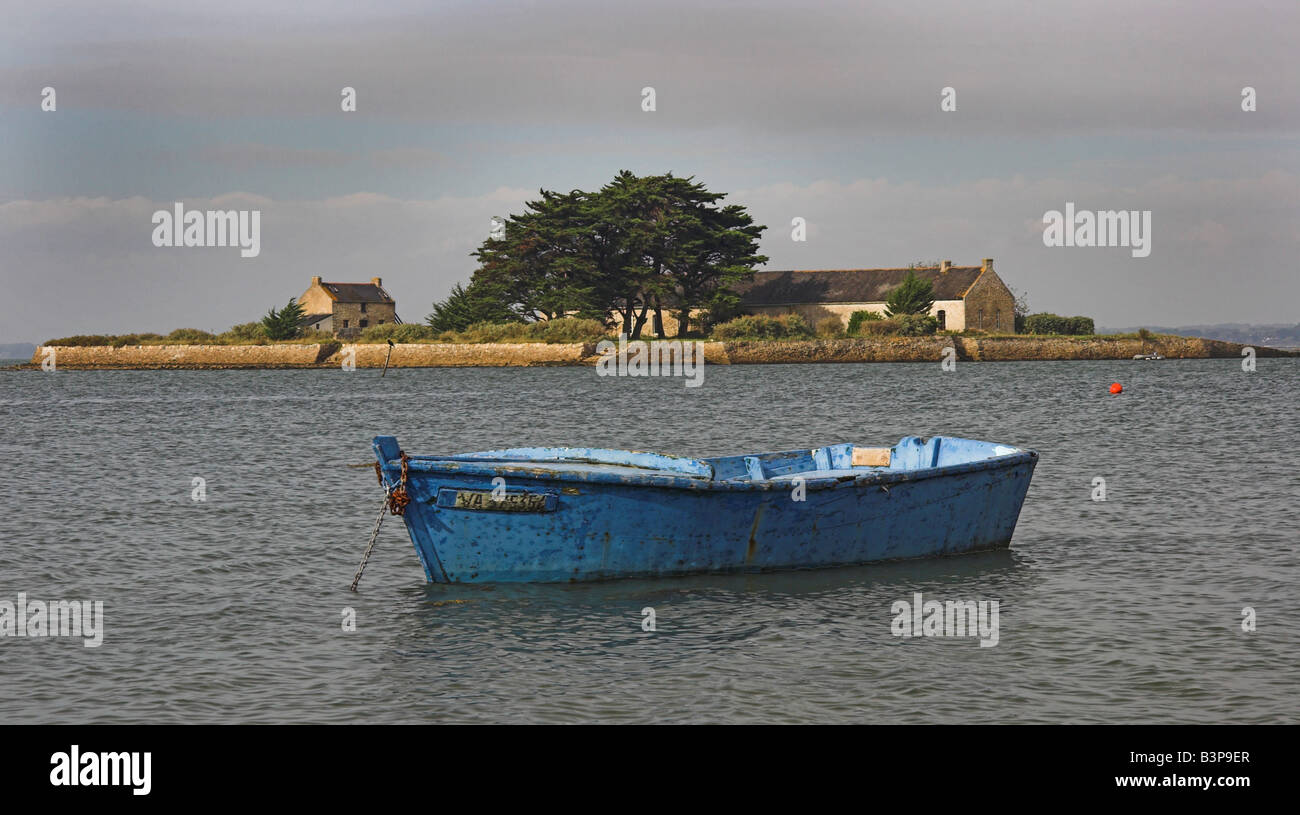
617,258,1017,335
731,259,1015,333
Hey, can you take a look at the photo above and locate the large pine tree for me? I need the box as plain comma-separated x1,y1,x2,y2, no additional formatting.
884,271,936,317
436,171,767,339
262,298,306,340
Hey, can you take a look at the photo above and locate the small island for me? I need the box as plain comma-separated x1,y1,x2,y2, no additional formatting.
19,325,1294,370
15,172,1298,369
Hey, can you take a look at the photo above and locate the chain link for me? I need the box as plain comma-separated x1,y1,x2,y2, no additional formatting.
351,450,412,590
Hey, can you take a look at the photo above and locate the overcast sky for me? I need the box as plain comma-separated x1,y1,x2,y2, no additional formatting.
2,0,1297,342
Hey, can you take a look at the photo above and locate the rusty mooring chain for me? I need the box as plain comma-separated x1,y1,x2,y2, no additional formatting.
367,453,411,515
349,494,390,592
351,451,412,591
386,452,411,515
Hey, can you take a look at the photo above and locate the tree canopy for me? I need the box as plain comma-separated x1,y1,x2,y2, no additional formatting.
426,282,521,333
430,171,767,338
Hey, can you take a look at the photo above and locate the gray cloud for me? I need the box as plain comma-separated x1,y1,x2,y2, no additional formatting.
194,143,347,169
3,1,1296,135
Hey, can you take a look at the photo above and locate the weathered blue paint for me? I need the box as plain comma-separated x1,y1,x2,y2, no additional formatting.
372,434,1038,584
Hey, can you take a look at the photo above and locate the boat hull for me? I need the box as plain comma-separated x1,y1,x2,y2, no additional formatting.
373,436,1037,584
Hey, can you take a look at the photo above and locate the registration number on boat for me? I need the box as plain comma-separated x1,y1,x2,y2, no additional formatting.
436,489,557,512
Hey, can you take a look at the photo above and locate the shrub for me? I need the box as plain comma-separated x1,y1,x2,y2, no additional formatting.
855,318,903,336
1024,313,1095,335
849,315,936,336
710,316,759,340
711,314,814,341
1023,313,1060,334
359,323,437,343
530,317,608,343
222,322,268,343
476,321,528,343
165,328,216,343
773,314,813,339
896,314,939,336
815,316,845,338
43,334,167,347
444,318,608,344
43,335,119,347
846,310,884,336
1069,316,1095,335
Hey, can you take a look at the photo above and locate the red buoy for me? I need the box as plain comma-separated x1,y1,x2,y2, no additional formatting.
1109,382,1123,394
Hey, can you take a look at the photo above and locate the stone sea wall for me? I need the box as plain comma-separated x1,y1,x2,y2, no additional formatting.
338,342,596,367
28,343,333,368
29,342,598,369
721,335,1294,364
24,336,1294,369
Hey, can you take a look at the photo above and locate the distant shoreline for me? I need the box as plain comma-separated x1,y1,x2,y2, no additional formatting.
8,335,1296,370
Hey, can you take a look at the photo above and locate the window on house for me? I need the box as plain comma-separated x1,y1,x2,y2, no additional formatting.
378,320,385,325
343,320,349,329
936,310,946,330
360,319,369,328
360,303,367,313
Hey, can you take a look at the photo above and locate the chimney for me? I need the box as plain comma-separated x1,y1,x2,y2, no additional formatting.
940,260,952,274
371,277,382,287
311,276,322,286
982,258,994,273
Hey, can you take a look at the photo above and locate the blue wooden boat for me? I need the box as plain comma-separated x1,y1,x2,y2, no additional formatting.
372,435,1037,583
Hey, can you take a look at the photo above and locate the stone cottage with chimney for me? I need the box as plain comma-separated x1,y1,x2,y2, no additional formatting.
296,276,400,339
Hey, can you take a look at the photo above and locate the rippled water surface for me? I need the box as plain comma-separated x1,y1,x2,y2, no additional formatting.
0,358,1295,723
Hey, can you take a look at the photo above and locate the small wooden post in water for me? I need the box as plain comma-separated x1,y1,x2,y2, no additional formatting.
381,339,394,377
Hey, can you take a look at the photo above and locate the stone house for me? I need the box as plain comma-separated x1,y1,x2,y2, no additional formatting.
731,259,1016,333
296,276,400,338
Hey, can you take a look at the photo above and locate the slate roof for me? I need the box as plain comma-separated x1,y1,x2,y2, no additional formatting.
734,266,984,306
319,282,394,304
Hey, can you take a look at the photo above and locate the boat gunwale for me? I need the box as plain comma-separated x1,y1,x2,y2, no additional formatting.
379,447,1039,492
